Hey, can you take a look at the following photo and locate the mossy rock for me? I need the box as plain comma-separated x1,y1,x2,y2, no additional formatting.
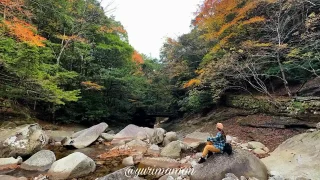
12,118,35,126
0,121,17,128
225,95,281,114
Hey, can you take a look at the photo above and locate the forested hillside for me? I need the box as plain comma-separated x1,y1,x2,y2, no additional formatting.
1,0,320,126
161,0,320,113
0,0,172,124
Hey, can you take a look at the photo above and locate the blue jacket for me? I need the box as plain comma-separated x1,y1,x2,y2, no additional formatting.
207,132,226,152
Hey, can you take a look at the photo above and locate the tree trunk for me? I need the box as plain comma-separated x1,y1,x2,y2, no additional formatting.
276,49,291,97
276,1,291,97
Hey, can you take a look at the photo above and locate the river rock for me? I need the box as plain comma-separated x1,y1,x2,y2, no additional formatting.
47,152,96,180
316,122,320,129
122,156,134,166
179,141,191,152
0,124,49,158
240,176,247,180
20,150,56,171
70,122,108,148
190,148,268,180
252,148,267,155
0,156,22,171
45,130,74,142
143,127,155,138
247,141,266,149
147,144,160,156
163,132,178,146
100,133,114,142
0,175,27,180
160,141,181,158
136,131,147,140
139,157,181,169
182,132,210,149
224,173,239,180
33,174,48,180
0,156,22,166
111,124,152,145
159,175,180,180
226,135,238,144
97,168,144,180
150,128,166,145
71,128,87,138
126,139,148,153
261,131,320,180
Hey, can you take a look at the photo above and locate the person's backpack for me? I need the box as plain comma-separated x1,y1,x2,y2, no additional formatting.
223,143,233,155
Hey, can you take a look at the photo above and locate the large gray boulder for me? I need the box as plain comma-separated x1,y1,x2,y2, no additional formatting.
150,128,166,145
0,124,49,158
111,124,153,145
182,132,210,149
47,152,96,180
262,131,320,180
163,132,178,146
69,122,108,148
190,148,268,180
20,150,56,171
160,141,181,158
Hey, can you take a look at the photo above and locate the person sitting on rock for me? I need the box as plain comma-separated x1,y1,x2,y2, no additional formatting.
198,122,226,164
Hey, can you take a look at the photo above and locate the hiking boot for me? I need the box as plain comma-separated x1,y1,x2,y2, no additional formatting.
207,151,213,158
198,157,206,164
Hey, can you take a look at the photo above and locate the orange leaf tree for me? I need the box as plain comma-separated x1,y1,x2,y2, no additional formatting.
4,18,46,46
194,0,266,55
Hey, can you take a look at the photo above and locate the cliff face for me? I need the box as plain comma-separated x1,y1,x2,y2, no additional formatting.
224,95,320,122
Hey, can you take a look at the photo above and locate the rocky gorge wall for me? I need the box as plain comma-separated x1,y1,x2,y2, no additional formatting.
224,95,320,122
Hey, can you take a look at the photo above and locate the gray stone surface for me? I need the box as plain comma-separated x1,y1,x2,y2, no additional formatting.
0,175,27,180
48,152,96,180
122,156,134,167
111,124,151,145
160,141,181,158
97,168,145,180
0,157,22,167
262,131,320,180
247,141,266,149
45,130,74,142
139,157,181,169
150,128,166,145
71,123,108,148
0,124,48,158
182,132,210,149
21,150,56,171
100,133,114,142
163,132,178,146
190,148,268,180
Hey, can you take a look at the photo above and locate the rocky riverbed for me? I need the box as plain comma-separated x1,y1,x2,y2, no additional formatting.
1,110,320,180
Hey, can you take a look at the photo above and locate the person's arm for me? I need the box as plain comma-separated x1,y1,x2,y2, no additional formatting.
207,132,221,142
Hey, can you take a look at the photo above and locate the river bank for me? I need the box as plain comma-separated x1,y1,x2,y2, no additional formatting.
1,104,319,180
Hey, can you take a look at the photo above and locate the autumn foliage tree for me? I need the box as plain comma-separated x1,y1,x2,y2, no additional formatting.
161,0,320,114
4,18,46,46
